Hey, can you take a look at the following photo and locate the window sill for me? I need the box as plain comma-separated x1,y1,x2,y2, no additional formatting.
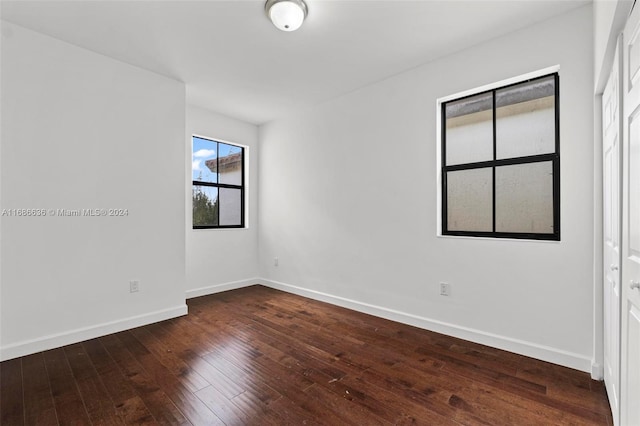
193,226,249,231
436,233,560,243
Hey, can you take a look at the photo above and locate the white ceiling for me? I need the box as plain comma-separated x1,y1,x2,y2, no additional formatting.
1,0,589,125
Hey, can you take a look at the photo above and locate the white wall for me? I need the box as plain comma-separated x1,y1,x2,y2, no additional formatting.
186,105,259,298
594,0,633,92
0,22,187,360
258,6,595,371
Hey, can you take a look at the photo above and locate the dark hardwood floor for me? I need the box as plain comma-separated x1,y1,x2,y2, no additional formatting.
1,285,612,425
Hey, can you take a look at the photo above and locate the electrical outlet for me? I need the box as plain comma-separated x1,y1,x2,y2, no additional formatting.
440,282,450,296
274,257,279,267
130,280,140,293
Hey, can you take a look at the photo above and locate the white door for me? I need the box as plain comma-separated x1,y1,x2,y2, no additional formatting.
603,37,622,426
622,5,640,424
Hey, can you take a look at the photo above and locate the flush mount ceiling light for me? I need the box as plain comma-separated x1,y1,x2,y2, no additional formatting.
265,0,308,32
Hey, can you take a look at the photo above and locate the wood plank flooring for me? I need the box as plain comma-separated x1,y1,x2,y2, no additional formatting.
0,285,613,425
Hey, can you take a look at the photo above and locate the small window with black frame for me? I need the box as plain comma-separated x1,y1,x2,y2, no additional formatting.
192,136,245,229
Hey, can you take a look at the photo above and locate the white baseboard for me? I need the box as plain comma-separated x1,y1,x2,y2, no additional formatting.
591,362,604,380
0,304,188,362
258,278,593,373
1,278,593,375
185,278,259,299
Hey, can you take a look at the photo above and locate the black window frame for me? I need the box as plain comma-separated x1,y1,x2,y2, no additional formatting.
192,136,245,229
441,73,560,241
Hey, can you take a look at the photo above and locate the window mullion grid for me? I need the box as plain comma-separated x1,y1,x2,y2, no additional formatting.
492,89,497,233
192,137,245,229
444,153,556,172
241,146,246,228
553,157,560,238
442,103,448,234
215,142,220,226
440,73,559,240
554,73,560,239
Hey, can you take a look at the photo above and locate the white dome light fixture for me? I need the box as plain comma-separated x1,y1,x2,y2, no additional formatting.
265,0,308,32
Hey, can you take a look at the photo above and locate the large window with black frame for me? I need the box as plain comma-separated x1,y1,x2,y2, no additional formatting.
192,136,245,229
441,73,559,240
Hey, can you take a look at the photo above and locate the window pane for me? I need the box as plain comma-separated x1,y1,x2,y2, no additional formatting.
218,143,243,185
496,76,555,159
495,161,553,234
446,168,493,232
192,137,218,183
219,188,242,226
193,186,218,226
445,93,493,165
